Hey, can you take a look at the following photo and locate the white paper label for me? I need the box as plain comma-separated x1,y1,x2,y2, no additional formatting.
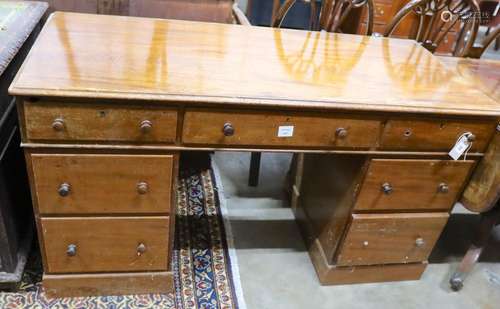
277,126,294,137
448,135,470,160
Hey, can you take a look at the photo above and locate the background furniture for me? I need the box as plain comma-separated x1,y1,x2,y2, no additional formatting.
0,1,47,290
9,13,499,295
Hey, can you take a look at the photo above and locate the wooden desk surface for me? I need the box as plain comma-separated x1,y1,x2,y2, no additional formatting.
9,12,499,117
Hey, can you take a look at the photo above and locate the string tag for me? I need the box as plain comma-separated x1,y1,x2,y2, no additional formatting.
449,132,473,160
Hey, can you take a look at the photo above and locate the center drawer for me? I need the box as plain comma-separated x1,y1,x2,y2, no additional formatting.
336,213,448,266
354,159,474,211
182,109,381,148
31,154,174,214
41,217,170,273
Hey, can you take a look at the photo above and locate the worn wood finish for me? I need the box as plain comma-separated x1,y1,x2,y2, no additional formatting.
309,239,427,285
31,154,173,214
354,159,475,211
9,12,500,117
41,216,170,273
336,212,449,266
43,271,174,297
183,109,381,148
380,119,495,152
24,102,178,144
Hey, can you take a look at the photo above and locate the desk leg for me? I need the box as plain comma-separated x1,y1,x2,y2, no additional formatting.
248,152,261,187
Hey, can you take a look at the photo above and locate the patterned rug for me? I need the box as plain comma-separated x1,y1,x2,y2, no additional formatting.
0,162,242,309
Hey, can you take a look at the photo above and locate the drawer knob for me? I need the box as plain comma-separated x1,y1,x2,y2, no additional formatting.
438,182,449,193
362,241,369,247
137,243,147,255
66,244,77,256
415,238,425,247
52,118,65,131
137,181,149,194
140,120,153,133
466,133,476,142
336,128,348,138
223,122,234,136
381,182,393,194
58,183,71,197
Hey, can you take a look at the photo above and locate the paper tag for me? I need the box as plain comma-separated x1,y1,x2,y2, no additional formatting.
277,125,294,137
448,135,470,160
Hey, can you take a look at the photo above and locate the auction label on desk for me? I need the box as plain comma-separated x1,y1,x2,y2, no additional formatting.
277,125,294,137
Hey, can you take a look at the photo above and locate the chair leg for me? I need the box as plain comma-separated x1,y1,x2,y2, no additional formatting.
450,205,500,291
248,152,261,187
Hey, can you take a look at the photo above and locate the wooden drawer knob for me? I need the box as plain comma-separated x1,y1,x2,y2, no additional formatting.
336,127,348,138
140,120,153,133
438,182,449,193
466,133,476,142
137,243,147,255
223,122,234,136
66,244,77,256
415,237,425,247
58,183,71,197
52,118,65,131
381,182,393,195
137,181,149,194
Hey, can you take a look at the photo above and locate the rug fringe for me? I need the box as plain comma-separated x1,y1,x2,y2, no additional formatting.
210,154,248,309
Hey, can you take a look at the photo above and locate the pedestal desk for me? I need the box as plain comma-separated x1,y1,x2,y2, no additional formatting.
9,12,499,297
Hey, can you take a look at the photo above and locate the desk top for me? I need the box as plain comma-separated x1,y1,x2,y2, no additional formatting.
9,12,500,117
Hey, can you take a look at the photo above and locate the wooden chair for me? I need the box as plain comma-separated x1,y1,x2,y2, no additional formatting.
466,26,500,58
383,0,481,56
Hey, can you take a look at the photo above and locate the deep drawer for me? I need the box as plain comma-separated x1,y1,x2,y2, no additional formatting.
23,102,178,143
354,159,474,211
182,109,381,148
31,154,174,214
336,213,448,266
41,216,170,273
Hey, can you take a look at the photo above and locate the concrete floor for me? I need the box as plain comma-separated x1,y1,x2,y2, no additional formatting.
214,152,500,309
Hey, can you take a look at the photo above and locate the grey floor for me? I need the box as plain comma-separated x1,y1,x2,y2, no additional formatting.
214,152,500,309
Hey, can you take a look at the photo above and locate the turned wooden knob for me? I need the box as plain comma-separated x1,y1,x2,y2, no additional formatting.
438,182,449,193
336,127,348,138
137,181,149,194
140,120,153,133
66,244,77,256
58,183,71,197
52,118,65,131
415,237,425,247
381,182,393,195
223,122,234,136
466,134,476,142
137,243,147,255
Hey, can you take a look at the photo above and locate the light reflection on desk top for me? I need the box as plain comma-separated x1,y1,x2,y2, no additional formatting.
9,12,499,116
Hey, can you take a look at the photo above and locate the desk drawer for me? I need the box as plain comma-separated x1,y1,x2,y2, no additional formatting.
23,102,177,143
182,110,380,148
31,154,174,214
336,213,448,266
380,119,495,152
354,159,474,211
41,217,170,273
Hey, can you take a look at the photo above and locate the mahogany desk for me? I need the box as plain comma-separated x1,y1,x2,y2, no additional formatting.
9,12,500,297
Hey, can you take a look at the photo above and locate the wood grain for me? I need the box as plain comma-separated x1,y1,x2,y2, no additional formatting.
24,101,178,144
183,109,381,148
41,216,170,273
31,154,174,214
354,159,475,211
43,271,174,298
8,12,500,116
380,119,496,152
336,212,449,266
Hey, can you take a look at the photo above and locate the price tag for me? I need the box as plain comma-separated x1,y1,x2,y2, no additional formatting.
277,125,294,137
448,134,471,160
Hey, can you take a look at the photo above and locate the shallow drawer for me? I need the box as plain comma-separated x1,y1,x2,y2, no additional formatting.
42,217,170,273
380,119,495,152
354,159,474,211
182,110,380,148
23,102,177,143
336,213,448,266
31,154,174,214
